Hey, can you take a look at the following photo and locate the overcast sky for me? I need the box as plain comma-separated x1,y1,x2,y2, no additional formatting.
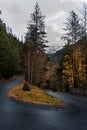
0,0,86,52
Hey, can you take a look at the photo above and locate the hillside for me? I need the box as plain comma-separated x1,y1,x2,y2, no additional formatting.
48,49,63,62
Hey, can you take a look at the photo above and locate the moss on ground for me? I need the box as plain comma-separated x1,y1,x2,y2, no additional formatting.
8,81,67,106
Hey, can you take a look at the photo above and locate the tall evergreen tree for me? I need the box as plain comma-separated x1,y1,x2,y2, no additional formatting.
24,2,48,88
63,11,81,44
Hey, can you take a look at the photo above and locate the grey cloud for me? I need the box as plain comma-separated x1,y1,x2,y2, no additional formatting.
0,0,20,14
0,0,86,49
38,0,85,48
46,23,64,51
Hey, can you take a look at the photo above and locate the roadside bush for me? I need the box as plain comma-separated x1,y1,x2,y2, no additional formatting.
22,82,30,91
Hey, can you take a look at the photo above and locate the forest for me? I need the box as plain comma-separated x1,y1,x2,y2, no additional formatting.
0,2,87,95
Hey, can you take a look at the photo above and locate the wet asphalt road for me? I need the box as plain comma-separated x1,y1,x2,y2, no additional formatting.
0,77,87,130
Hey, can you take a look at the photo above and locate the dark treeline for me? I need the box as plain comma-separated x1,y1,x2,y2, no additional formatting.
0,12,24,79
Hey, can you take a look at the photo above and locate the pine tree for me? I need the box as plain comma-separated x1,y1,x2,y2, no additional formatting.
24,2,48,88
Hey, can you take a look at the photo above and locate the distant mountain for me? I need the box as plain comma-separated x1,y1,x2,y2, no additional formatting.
48,49,63,62
48,36,87,62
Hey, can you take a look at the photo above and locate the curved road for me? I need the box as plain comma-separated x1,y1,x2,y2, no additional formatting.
0,77,87,130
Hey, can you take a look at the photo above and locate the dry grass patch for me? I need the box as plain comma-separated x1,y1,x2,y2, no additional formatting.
8,81,67,106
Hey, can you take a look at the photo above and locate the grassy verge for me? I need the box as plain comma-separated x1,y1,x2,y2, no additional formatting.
8,81,67,106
